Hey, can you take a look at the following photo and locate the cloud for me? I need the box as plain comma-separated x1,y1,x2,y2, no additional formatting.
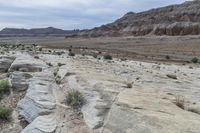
0,0,187,30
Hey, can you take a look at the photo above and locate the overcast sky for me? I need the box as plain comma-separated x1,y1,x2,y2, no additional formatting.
0,0,188,30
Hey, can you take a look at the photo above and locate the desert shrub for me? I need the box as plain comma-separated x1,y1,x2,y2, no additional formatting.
39,47,42,51
0,80,10,95
126,83,132,88
0,106,12,120
92,53,98,58
68,52,75,56
175,96,185,109
57,63,65,67
34,56,39,59
66,89,85,109
103,54,112,60
165,55,170,60
191,57,198,63
46,62,53,67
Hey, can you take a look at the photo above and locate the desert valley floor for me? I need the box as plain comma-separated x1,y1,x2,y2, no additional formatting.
0,39,200,132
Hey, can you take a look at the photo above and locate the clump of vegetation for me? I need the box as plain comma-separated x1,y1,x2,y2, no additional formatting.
0,106,12,120
126,83,133,88
46,62,53,67
39,47,43,51
81,51,99,58
0,80,10,98
92,53,98,58
34,56,39,59
175,96,185,109
165,55,170,60
191,57,199,63
103,54,112,60
66,89,85,109
57,63,65,67
68,52,75,57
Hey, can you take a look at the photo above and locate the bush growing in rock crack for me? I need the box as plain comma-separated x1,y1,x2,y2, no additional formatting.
0,80,10,99
66,89,85,109
0,106,12,120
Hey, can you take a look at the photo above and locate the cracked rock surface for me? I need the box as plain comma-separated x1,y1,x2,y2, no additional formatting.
0,50,200,133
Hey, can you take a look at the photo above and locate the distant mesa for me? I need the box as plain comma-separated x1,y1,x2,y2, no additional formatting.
0,27,79,37
1,0,200,37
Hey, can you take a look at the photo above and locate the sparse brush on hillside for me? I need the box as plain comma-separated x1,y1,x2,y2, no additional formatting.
0,106,12,120
66,89,85,109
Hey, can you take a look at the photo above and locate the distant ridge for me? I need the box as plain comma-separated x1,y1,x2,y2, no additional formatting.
0,27,79,37
74,0,200,37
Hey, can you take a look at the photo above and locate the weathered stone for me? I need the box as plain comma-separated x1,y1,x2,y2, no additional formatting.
17,70,56,123
9,56,47,72
0,56,15,73
10,72,32,91
102,89,200,133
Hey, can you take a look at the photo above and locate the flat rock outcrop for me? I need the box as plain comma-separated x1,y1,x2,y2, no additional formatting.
9,55,47,72
10,72,32,91
0,56,15,73
1,50,200,133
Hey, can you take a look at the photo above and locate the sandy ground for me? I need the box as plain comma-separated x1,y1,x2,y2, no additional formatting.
1,36,200,63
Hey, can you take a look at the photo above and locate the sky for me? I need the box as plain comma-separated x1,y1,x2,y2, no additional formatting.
0,0,188,30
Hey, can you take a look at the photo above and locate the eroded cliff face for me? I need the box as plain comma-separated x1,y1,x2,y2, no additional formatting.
77,0,200,37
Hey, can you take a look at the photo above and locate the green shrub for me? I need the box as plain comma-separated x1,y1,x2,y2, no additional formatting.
191,57,198,63
0,80,10,95
126,83,132,88
0,106,12,120
165,55,170,60
68,52,75,57
92,53,98,58
103,54,112,60
39,47,42,51
34,56,39,59
66,89,85,109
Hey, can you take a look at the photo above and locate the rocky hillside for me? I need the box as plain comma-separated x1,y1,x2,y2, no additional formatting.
0,27,79,37
76,0,200,37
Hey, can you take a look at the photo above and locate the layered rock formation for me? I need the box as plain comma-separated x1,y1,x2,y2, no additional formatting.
76,0,200,37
